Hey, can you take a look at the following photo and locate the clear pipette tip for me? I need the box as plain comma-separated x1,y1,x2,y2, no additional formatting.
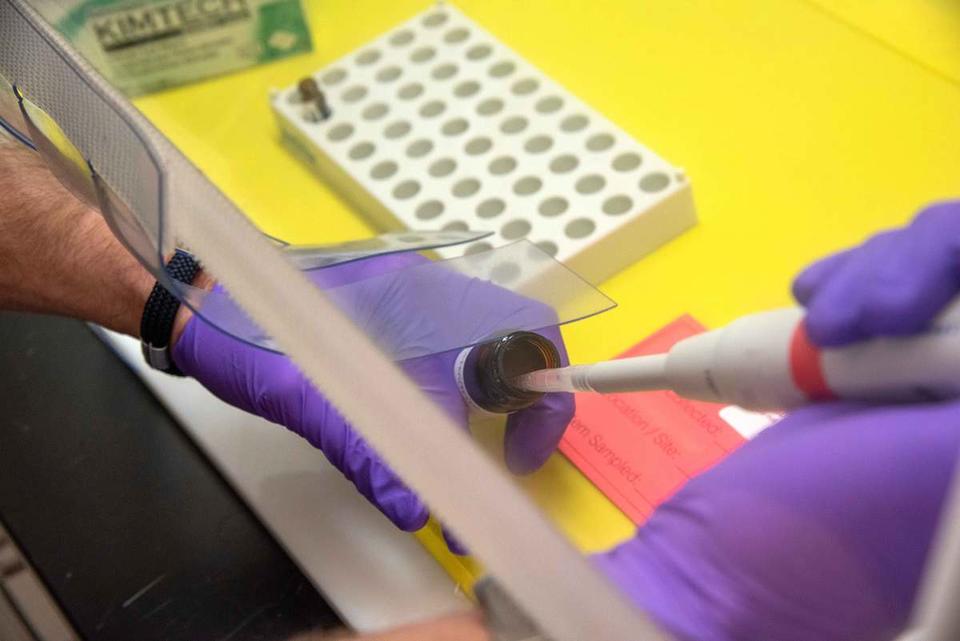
514,354,670,395
514,366,592,394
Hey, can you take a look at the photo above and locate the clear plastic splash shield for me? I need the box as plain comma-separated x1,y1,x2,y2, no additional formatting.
273,229,490,269
187,240,615,358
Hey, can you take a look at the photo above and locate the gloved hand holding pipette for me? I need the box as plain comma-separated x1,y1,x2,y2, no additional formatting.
591,201,960,641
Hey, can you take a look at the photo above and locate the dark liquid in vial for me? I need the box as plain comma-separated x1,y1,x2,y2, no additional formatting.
464,331,561,413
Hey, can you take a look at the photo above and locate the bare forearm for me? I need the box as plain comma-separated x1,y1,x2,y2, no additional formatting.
0,139,154,336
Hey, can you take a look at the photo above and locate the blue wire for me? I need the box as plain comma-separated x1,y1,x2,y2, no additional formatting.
0,115,36,151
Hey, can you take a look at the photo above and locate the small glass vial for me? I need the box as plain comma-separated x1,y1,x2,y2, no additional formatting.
297,76,332,121
455,331,562,413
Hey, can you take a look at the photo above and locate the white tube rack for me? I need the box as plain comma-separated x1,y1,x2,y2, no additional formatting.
270,3,697,284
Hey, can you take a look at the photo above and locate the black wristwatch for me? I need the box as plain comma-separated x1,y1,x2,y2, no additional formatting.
140,249,201,376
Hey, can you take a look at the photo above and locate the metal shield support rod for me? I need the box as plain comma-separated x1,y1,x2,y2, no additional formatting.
0,2,669,639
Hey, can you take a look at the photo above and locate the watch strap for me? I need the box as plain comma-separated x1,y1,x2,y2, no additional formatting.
140,249,200,375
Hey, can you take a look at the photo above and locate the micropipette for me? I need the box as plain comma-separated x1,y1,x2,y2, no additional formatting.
516,300,960,411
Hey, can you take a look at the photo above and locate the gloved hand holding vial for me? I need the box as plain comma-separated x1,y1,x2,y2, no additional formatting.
173,250,575,537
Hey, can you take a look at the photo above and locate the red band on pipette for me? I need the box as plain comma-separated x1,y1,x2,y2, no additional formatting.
789,322,836,401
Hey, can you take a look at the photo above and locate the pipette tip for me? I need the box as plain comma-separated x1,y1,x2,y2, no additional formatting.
513,367,584,394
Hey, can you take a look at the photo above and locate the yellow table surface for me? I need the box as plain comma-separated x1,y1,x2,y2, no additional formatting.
134,0,960,588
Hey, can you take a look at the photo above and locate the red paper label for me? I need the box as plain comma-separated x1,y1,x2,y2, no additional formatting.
559,316,748,524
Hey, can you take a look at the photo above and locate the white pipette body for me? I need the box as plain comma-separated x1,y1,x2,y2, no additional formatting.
518,299,960,411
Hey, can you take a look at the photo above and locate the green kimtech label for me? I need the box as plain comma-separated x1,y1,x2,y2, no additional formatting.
91,0,254,51
51,0,312,96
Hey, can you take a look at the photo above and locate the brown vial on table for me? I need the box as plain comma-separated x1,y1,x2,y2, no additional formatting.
460,331,562,413
298,77,332,121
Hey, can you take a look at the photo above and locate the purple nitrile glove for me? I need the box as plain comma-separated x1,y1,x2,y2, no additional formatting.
793,201,960,347
172,251,573,537
592,208,960,640
594,400,960,641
